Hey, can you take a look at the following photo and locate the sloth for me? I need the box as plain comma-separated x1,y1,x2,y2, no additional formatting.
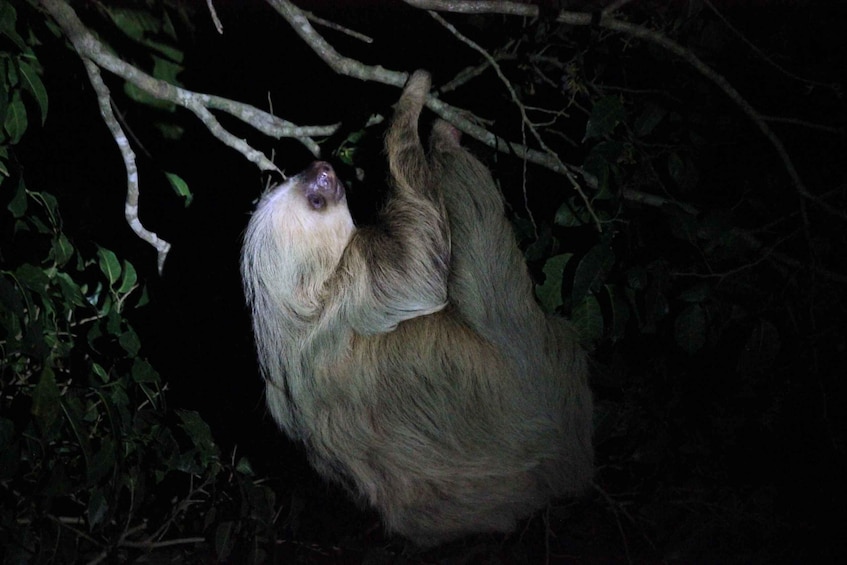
241,71,593,545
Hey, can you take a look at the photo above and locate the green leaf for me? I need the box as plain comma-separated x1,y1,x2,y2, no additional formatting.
87,319,103,347
153,121,185,140
16,263,49,295
634,103,666,137
32,190,61,226
572,245,615,304
107,6,159,41
3,57,19,89
582,150,609,192
137,285,151,307
345,130,366,145
337,129,367,165
119,328,141,356
110,383,130,410
152,54,183,83
674,304,706,354
55,272,86,308
584,96,625,140
105,307,121,334
667,152,698,191
236,457,255,476
584,142,624,197
165,172,192,207
87,487,108,529
117,260,138,294
148,39,184,64
92,362,109,383
50,233,74,266
32,367,61,434
215,521,235,560
0,3,25,51
7,178,27,218
536,253,571,312
178,410,216,458
18,60,48,125
131,358,159,383
97,247,121,285
571,295,603,344
554,198,589,227
4,93,27,144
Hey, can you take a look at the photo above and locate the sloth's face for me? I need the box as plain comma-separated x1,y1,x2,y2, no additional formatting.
260,161,354,269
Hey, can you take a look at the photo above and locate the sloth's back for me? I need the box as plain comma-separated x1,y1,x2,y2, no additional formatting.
306,308,593,545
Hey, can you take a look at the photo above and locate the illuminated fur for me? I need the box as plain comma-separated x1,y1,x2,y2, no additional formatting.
241,71,593,545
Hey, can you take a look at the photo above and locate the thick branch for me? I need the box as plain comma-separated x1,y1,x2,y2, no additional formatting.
38,0,340,268
267,0,576,176
38,0,324,167
266,0,404,86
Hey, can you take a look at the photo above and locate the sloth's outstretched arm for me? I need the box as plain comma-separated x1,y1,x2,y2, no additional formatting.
337,71,451,335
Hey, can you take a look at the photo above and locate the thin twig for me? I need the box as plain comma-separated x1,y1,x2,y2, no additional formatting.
206,0,224,34
428,9,600,230
703,0,836,91
305,10,373,43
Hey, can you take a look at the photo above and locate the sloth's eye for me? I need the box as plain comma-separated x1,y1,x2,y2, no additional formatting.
307,193,326,210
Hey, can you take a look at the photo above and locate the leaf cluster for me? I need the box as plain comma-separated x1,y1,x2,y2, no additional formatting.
1,2,48,156
0,148,278,565
0,14,276,561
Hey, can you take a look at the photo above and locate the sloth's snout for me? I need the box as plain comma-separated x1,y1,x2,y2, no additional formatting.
303,161,345,203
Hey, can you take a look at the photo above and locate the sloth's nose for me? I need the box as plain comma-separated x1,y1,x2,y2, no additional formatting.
305,161,345,202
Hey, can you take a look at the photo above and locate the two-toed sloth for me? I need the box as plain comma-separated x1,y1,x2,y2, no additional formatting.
241,71,593,545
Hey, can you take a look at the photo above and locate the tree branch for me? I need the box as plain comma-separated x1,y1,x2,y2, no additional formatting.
38,0,353,267
83,58,172,273
405,0,845,222
267,0,582,175
39,0,292,172
41,0,843,270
